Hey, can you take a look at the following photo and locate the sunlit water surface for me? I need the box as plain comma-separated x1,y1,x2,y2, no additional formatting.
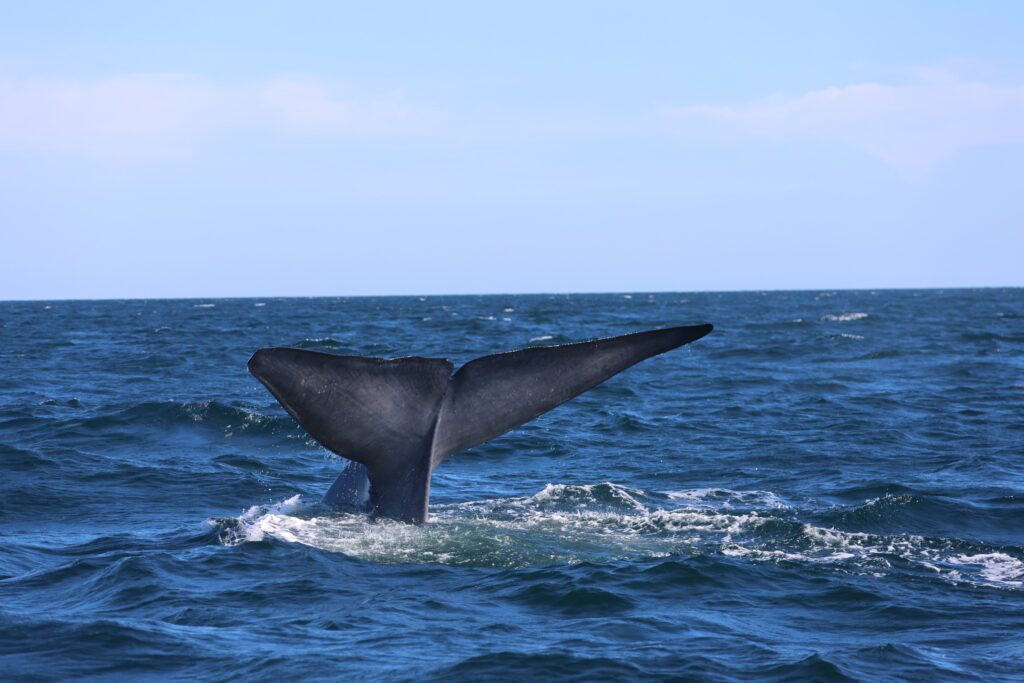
1,290,1022,680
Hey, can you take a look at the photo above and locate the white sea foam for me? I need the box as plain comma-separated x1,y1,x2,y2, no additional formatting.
822,312,868,322
503,308,514,313
217,485,770,567
229,495,305,543
667,488,788,509
214,487,1023,587
193,303,216,309
530,335,554,342
730,523,1024,589
530,482,649,512
253,302,265,307
301,337,342,346
948,553,1024,587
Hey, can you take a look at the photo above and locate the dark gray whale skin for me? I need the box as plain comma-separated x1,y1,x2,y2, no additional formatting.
248,323,712,523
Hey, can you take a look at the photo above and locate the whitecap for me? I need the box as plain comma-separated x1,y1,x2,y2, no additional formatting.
823,312,867,322
530,335,554,342
667,488,788,509
530,482,649,512
193,303,216,309
948,553,1024,587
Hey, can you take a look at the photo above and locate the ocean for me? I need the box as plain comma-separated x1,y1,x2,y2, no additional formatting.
1,289,1022,681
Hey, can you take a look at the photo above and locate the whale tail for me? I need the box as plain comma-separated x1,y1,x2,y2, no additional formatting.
248,323,712,523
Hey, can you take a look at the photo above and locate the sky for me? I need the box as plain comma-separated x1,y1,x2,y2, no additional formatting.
1,1,1022,299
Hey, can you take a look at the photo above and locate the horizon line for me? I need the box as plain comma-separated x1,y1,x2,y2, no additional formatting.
1,284,1020,304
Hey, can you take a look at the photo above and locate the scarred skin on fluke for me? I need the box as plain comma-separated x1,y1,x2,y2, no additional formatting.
248,323,713,523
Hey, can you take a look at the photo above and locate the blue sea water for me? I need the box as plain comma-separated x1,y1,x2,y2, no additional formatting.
1,290,1022,681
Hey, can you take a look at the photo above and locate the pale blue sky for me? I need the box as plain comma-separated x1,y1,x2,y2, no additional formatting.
1,1,1022,299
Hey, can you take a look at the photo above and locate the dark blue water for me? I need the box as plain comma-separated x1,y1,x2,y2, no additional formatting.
1,290,1022,681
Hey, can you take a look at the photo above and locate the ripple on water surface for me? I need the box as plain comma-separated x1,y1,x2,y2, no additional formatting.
2,289,1023,680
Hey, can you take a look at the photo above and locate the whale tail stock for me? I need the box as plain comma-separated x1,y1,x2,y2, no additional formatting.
248,323,713,523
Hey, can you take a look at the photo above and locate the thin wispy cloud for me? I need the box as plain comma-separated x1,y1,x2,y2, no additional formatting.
3,68,1024,174
662,72,1024,173
0,73,430,160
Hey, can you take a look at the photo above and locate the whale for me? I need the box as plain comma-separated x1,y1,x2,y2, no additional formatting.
248,323,712,523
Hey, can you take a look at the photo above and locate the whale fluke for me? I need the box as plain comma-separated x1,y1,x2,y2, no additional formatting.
247,350,452,520
249,323,712,523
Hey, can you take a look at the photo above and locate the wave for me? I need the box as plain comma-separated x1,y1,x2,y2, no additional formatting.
666,488,788,509
0,444,52,471
291,337,351,350
210,484,1024,588
948,553,1023,586
809,487,1024,544
960,330,1024,343
843,348,905,361
437,652,645,680
823,312,868,322
707,345,794,360
71,400,298,438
